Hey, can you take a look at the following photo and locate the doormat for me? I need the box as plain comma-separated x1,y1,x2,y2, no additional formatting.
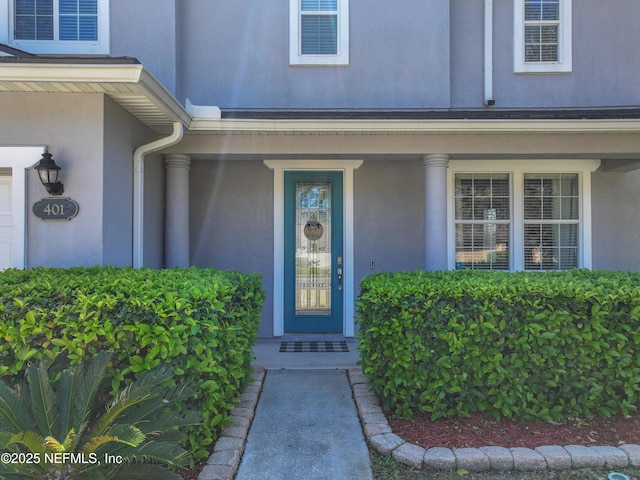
279,341,349,353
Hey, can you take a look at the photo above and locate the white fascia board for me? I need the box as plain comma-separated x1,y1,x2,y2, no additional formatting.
189,118,640,135
0,63,145,83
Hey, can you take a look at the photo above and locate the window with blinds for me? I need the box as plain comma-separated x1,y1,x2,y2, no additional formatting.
524,0,559,62
524,173,579,270
301,0,338,55
15,0,54,40
513,0,571,73
455,174,511,270
290,0,349,65
14,0,100,43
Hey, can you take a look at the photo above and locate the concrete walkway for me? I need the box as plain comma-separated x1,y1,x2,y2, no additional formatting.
235,369,373,480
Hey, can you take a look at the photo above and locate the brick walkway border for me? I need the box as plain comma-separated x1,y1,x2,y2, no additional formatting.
198,366,640,478
347,367,640,473
198,366,266,480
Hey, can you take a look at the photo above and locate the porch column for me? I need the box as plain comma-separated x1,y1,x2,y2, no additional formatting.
164,154,191,268
423,154,450,271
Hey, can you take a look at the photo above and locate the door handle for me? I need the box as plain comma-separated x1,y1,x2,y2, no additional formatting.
337,267,343,290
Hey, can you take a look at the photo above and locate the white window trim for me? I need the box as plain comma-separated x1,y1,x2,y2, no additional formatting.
0,146,46,269
513,0,572,74
264,159,362,337
447,160,600,272
289,0,349,66
3,0,110,55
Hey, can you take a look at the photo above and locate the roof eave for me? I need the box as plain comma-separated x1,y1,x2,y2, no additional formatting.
0,62,191,132
188,117,640,135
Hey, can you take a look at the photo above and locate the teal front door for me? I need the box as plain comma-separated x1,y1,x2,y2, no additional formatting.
284,171,344,333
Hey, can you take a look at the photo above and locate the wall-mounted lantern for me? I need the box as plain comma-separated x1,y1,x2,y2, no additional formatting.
34,149,64,195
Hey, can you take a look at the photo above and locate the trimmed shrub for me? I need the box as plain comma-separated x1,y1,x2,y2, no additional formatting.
356,269,640,422
0,266,265,460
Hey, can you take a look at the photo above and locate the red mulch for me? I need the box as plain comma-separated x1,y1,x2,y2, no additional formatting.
388,411,640,450
180,461,205,480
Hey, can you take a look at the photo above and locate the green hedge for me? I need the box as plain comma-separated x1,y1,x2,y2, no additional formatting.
356,269,640,422
0,266,265,460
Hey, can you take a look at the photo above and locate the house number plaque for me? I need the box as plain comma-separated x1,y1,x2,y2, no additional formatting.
33,198,79,221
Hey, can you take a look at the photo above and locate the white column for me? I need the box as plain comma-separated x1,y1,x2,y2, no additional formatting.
164,154,191,268
423,154,450,271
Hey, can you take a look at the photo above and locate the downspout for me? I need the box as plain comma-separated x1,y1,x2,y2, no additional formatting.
133,121,184,268
484,0,495,106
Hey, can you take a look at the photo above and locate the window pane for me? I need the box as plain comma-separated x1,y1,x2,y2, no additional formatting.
541,0,559,20
525,25,558,62
78,16,97,40
36,0,52,15
456,224,510,270
59,0,98,41
525,0,559,21
59,0,77,14
36,15,53,39
455,173,510,221
524,173,578,220
16,0,35,15
301,0,337,11
59,15,77,40
15,0,53,40
524,209,578,271
79,0,97,14
455,173,510,271
301,15,338,54
455,197,473,221
15,17,35,39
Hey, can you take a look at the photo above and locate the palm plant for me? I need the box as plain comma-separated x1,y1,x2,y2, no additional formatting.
0,352,199,480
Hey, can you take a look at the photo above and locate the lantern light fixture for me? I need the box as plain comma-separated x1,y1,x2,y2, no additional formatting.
34,149,64,196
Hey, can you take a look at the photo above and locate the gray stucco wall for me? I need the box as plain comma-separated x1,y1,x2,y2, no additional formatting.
103,97,157,267
104,0,640,110
110,0,179,94
189,159,274,337
143,152,166,269
176,0,450,108
0,92,105,267
591,169,640,271
353,159,425,290
474,0,640,108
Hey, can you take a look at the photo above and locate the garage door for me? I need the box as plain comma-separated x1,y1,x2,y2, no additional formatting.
0,176,12,270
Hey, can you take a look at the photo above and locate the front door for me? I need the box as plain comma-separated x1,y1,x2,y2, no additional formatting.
284,171,343,333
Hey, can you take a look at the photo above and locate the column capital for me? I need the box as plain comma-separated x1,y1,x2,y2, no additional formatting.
164,153,191,169
423,154,450,169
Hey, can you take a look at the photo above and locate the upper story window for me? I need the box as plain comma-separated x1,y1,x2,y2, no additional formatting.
514,0,572,73
4,0,109,54
290,0,349,66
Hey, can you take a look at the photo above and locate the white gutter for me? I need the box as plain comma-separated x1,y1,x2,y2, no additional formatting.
133,121,184,268
484,0,494,106
189,118,640,135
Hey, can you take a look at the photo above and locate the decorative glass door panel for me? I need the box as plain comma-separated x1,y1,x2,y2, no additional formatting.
296,182,332,315
284,171,343,333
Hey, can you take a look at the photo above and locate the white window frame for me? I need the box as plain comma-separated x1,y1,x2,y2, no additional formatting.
289,0,349,66
1,0,110,55
448,160,600,271
513,0,572,74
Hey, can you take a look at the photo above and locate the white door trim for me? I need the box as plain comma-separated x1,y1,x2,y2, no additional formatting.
0,146,44,269
264,159,363,337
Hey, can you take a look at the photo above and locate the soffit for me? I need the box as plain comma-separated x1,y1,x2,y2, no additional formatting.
0,61,190,133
